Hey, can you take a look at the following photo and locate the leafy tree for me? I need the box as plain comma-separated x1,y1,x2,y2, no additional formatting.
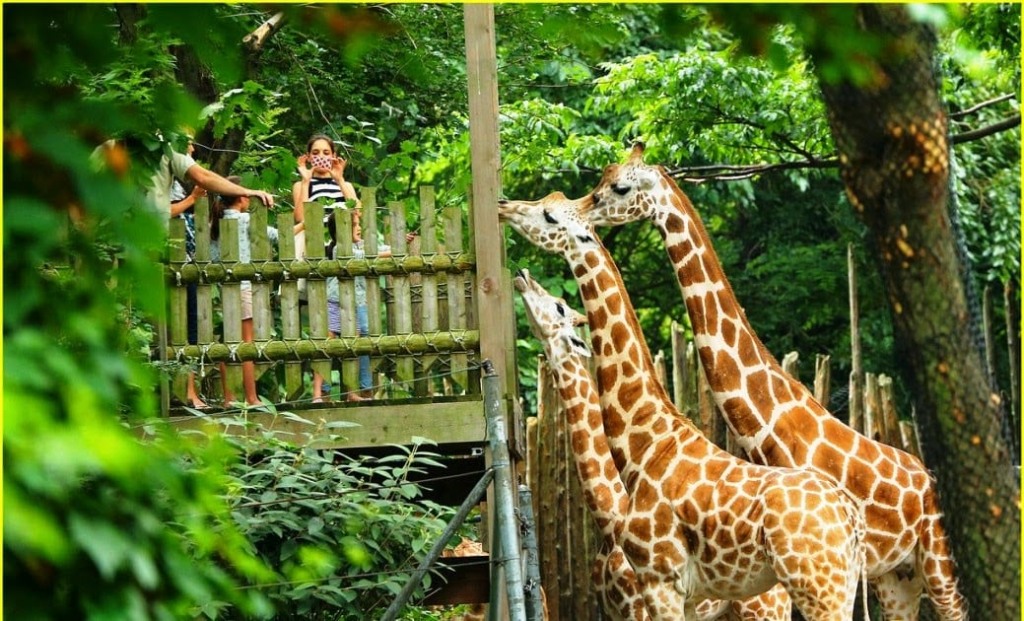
803,5,1018,615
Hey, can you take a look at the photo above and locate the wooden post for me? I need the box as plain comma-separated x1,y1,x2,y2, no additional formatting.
982,283,997,381
362,187,384,392
1005,280,1020,424
168,218,188,404
878,374,901,447
781,351,800,381
221,218,244,401
536,358,560,621
863,372,880,441
671,321,688,414
814,353,832,407
419,186,440,393
389,201,414,395
465,10,516,620
445,204,469,393
277,213,303,399
249,202,273,385
848,243,864,432
653,350,668,391
304,202,331,399
337,208,359,398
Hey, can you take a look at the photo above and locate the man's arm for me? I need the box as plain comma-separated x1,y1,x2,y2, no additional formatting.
187,164,275,207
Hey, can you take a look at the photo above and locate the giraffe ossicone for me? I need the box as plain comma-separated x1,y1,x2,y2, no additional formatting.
502,193,862,621
586,142,966,621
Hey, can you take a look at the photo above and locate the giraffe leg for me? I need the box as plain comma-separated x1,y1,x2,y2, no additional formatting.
872,569,924,621
729,584,792,621
595,547,650,621
915,504,968,621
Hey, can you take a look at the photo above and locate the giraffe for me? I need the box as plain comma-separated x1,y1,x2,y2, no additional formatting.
500,192,866,621
515,269,790,621
587,142,967,621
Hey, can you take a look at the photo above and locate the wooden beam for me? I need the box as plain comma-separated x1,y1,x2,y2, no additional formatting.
165,398,486,449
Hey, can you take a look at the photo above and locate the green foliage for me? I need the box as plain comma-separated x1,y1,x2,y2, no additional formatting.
211,431,458,620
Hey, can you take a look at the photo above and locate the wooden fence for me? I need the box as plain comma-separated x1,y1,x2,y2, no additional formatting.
525,321,925,621
163,185,483,418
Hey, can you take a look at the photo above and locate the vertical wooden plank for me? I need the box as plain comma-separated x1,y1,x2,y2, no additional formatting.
221,218,244,402
814,353,832,407
337,208,359,398
277,213,303,399
390,201,414,394
168,218,188,404
194,198,214,345
362,187,384,391
982,284,997,381
249,202,272,386
466,195,481,396
553,368,571,621
419,186,440,393
900,419,924,459
445,205,468,393
304,202,331,396
194,198,213,400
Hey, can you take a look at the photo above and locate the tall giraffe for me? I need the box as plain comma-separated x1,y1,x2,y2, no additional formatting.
500,192,865,621
515,269,790,621
587,143,966,620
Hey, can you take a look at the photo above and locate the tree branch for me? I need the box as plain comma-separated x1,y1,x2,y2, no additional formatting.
950,114,1020,145
243,11,286,52
949,93,1016,120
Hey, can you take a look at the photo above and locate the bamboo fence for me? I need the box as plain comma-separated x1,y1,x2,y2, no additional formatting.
163,186,481,410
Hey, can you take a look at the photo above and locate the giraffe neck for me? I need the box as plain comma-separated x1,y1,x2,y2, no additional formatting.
651,178,823,441
547,354,628,539
569,240,708,475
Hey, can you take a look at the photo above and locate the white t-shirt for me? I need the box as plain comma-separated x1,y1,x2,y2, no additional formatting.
147,149,197,220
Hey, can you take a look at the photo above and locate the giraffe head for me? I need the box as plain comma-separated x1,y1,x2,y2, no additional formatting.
514,268,590,365
498,191,598,256
588,142,668,226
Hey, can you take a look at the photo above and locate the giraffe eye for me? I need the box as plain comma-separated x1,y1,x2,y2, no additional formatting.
555,303,566,318
543,210,558,224
612,184,631,196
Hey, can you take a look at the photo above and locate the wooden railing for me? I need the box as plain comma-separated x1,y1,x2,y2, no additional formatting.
162,186,484,416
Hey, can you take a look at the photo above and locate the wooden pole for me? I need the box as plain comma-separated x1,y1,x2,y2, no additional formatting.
848,243,864,432
814,353,832,408
465,10,515,621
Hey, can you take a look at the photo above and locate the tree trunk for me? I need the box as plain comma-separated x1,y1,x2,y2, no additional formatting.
812,5,1019,617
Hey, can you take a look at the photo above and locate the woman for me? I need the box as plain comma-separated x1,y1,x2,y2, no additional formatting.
292,135,365,402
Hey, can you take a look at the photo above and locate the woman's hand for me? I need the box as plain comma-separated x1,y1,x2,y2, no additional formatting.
296,155,314,182
190,184,207,199
330,157,348,185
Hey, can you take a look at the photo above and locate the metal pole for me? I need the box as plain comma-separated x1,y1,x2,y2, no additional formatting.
380,468,495,621
483,360,527,621
518,485,545,621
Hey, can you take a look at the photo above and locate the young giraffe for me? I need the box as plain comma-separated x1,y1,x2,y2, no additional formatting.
587,143,966,621
515,269,790,621
500,192,866,621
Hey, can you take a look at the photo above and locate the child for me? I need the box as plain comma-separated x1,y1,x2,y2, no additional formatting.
210,176,263,406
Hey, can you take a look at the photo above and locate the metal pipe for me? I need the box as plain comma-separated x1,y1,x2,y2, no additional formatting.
379,467,495,621
483,360,527,621
518,485,544,621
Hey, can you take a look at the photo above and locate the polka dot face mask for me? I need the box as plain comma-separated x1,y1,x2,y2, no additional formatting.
310,154,334,171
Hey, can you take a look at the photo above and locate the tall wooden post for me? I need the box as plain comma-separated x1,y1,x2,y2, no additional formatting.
465,6,516,621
